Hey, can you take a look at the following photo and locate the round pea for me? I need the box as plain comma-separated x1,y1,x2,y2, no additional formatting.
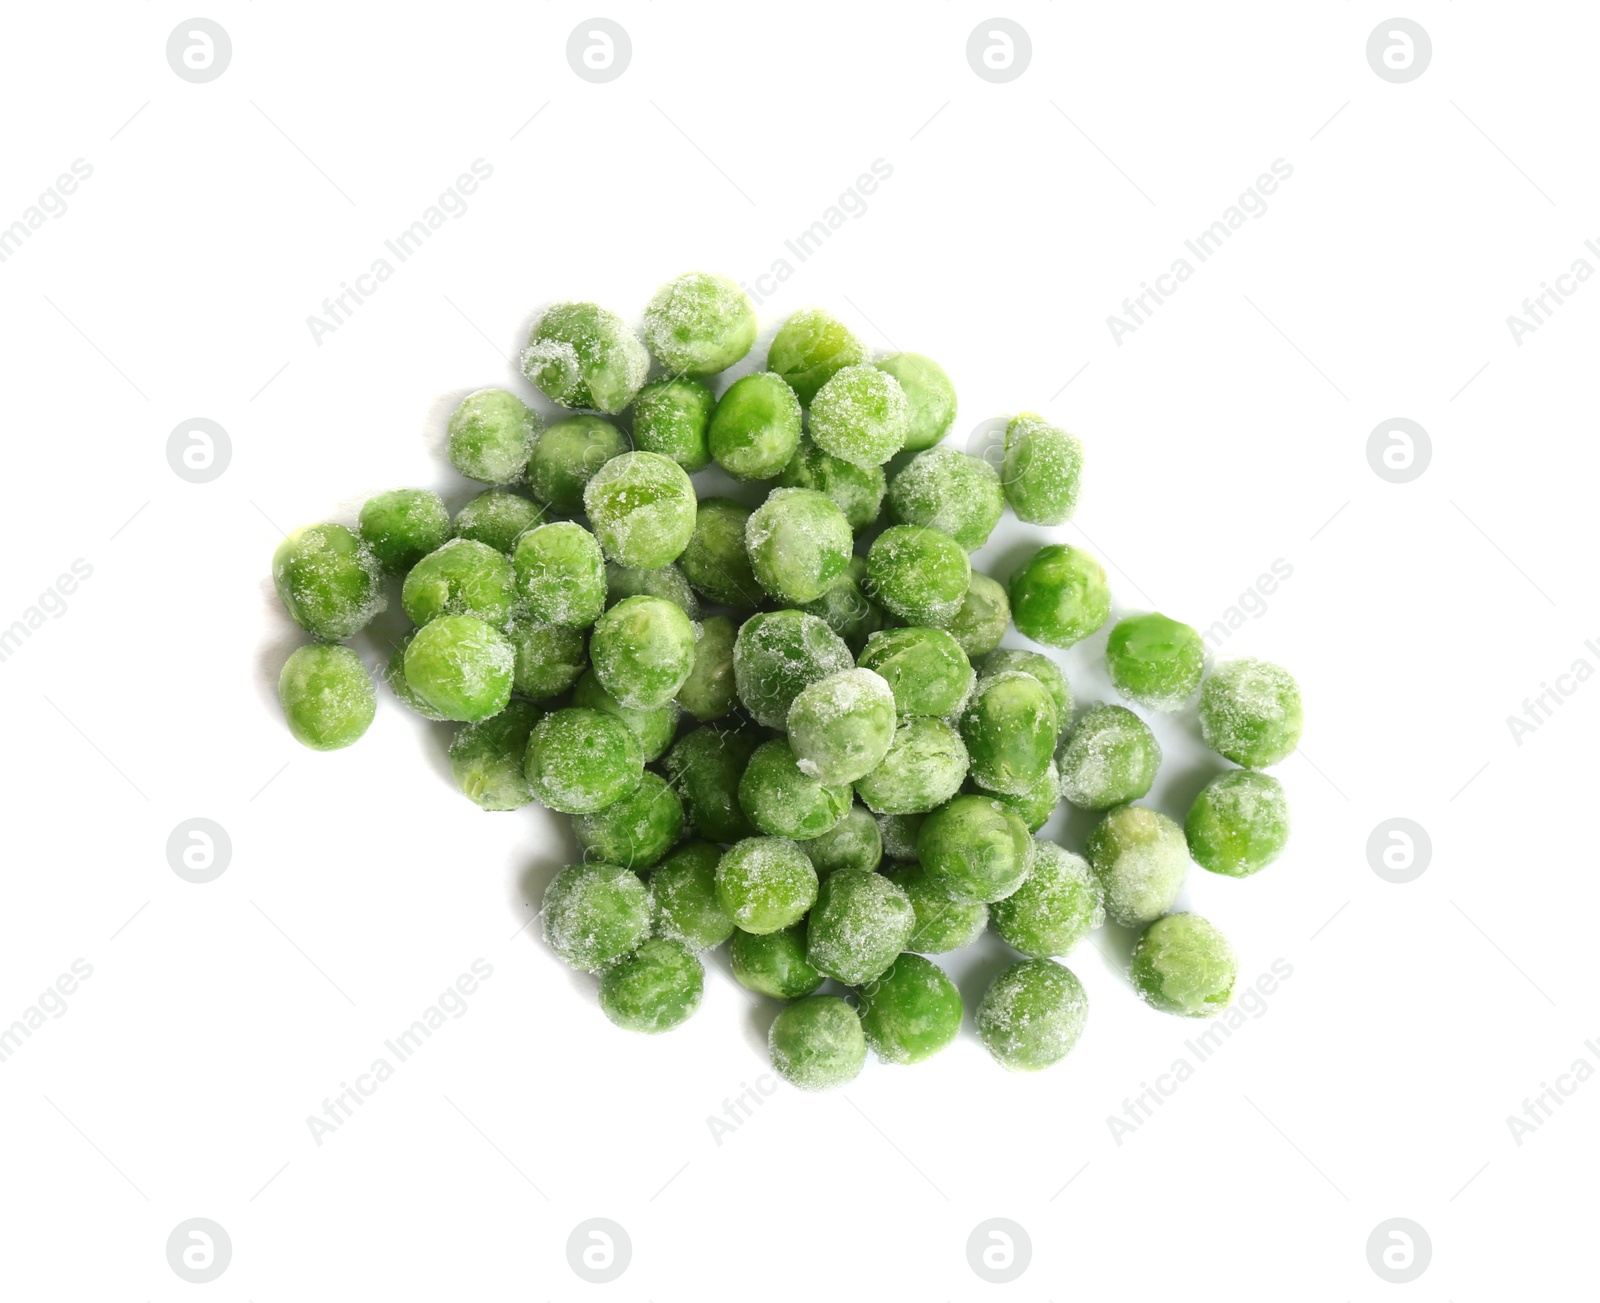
662,727,757,843
447,388,539,485
605,562,699,619
1002,413,1083,525
766,308,867,405
732,609,854,730
715,837,818,934
875,353,956,453
279,643,375,750
448,699,542,810
778,436,887,531
649,842,736,952
1185,769,1289,877
769,995,866,1091
523,707,644,814
866,525,971,624
679,498,763,608
887,448,1004,550
641,271,757,376
800,556,884,653
1129,913,1237,1018
730,925,824,999
854,716,969,815
573,771,685,869
805,868,915,985
989,841,1104,959
978,649,1072,732
385,632,448,721
941,572,1010,658
977,959,1088,1071
511,522,606,628
1009,543,1111,649
526,414,629,514
403,615,514,722
918,794,1035,905
572,669,679,764
858,953,963,1065
1057,703,1161,811
809,364,909,468
1086,804,1190,928
402,538,517,627
541,862,651,972
799,804,882,878
1198,658,1303,767
745,487,852,604
786,667,897,786
590,595,697,710
630,375,715,472
677,613,738,722
520,301,649,414
858,626,974,719
1106,612,1205,712
505,617,587,700
882,862,988,953
708,372,802,481
583,451,697,569
599,938,704,1033
961,670,1060,796
451,488,544,555
359,488,450,573
273,523,386,641
738,739,852,841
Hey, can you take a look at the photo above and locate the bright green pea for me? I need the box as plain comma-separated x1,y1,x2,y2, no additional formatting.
505,617,587,700
778,436,887,531
799,804,882,877
526,414,629,514
1106,613,1205,712
858,953,963,1065
541,862,651,972
676,613,737,722
887,448,1003,550
732,609,854,730
978,649,1072,733
448,699,542,810
769,995,866,1091
730,925,823,999
715,836,819,934
745,486,852,604
1185,769,1289,877
403,615,514,722
447,389,539,485
806,869,915,985
989,841,1104,959
680,498,763,608
866,525,971,624
855,716,969,815
574,771,685,869
941,572,1010,658
708,372,802,481
572,669,679,763
511,522,606,628
599,938,704,1033
1002,412,1083,525
1057,703,1161,811
1198,658,1303,767
800,556,884,653
961,670,1060,796
590,595,697,710
809,364,909,468
273,523,386,641
1086,804,1190,928
875,353,956,452
786,667,897,786
1009,543,1111,649
359,489,450,573
401,538,517,627
451,488,545,554
738,739,852,840
630,376,715,471
766,308,867,405
523,707,644,814
977,959,1088,1071
1129,913,1237,1018
918,794,1035,905
857,626,974,719
882,862,988,953
279,643,375,750
641,271,757,376
385,632,448,721
662,727,757,842
983,760,1061,832
605,562,699,619
583,451,697,569
649,842,736,952
520,301,649,414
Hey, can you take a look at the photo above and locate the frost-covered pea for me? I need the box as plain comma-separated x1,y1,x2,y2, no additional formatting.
858,953,963,1065
731,925,824,999
786,667,897,786
676,613,737,722
541,862,651,972
599,938,704,1033
630,376,715,472
806,868,915,985
402,538,517,628
273,524,386,641
769,995,866,1091
745,487,852,604
738,739,852,840
590,595,697,709
877,813,925,862
385,632,448,721
918,794,1035,905
520,301,649,414
679,498,763,609
715,836,818,934
882,862,988,953
887,448,1004,550
875,353,956,453
809,364,909,468
1086,804,1189,928
990,841,1104,959
448,699,542,810
583,451,697,569
359,489,450,573
447,389,540,485
605,562,699,619
855,716,969,815
642,271,757,376
732,609,854,730
649,842,735,952
977,959,1088,1071
511,522,606,628
941,572,1010,659
1002,413,1083,525
978,649,1072,733
858,626,974,720
571,670,679,763
662,727,758,843
866,525,971,625
1198,658,1303,767
1106,613,1205,712
708,372,802,481
573,771,685,869
403,615,514,722
799,804,882,878
523,706,644,814
800,556,884,653
962,670,1059,796
1057,703,1161,811
279,643,375,750
1009,543,1111,649
766,308,867,405
778,436,887,531
505,617,587,700
985,760,1061,832
1129,913,1237,1018
451,488,544,555
525,414,628,514
1185,769,1289,877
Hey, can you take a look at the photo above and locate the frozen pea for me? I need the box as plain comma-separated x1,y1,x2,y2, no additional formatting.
573,771,685,869
662,727,757,843
279,643,375,750
402,538,517,627
403,615,514,722
680,498,763,608
1002,413,1083,525
732,609,854,730
858,626,974,720
978,649,1071,733
1086,804,1190,928
447,389,539,485
452,488,545,555
858,953,963,1065
918,794,1035,905
448,699,542,810
990,841,1104,959
745,487,852,604
1057,703,1161,811
805,869,915,985
961,670,1060,796
520,301,649,414
887,448,1004,550
583,451,697,569
739,738,852,840
590,595,697,710
605,562,699,619
941,572,1010,659
649,842,736,951
716,836,818,934
778,437,887,531
708,372,802,481
630,376,715,472
572,670,680,762
882,862,988,953
599,938,704,1033
799,804,882,878
523,707,644,814
526,414,629,514
359,489,450,573
676,614,737,722
273,524,386,641
385,632,449,721
1129,913,1237,1018
875,353,956,453
866,525,971,624
1009,543,1111,649
541,862,651,972
855,716,969,815
730,925,824,999
985,760,1061,832
1185,769,1289,878
505,617,587,700
809,364,909,468
511,522,606,628
767,308,867,405
642,271,757,375
876,812,926,863
977,959,1088,1071
769,995,866,1091
786,667,897,786
1198,658,1303,767
1106,613,1205,712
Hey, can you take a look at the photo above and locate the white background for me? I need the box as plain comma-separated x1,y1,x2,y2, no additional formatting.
1,2,1594,1298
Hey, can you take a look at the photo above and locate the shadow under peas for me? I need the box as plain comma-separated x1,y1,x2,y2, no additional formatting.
953,933,1023,1039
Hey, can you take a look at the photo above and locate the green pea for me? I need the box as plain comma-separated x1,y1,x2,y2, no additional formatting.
359,488,450,573
1185,769,1289,878
857,626,974,720
583,451,697,569
649,842,736,951
769,995,866,1091
279,643,375,750
786,667,897,786
989,841,1104,959
1002,412,1083,525
858,953,963,1065
599,938,704,1033
630,376,715,472
526,414,629,514
523,707,644,814
662,727,757,842
451,488,545,555
641,271,757,376
590,595,697,710
707,372,802,481
1086,804,1189,928
447,388,540,485
983,760,1061,832
403,615,514,722
572,669,679,763
1009,543,1111,649
799,804,882,877
604,562,699,620
961,670,1059,796
573,771,685,869
1198,658,1303,767
887,448,1004,550
875,353,956,452
854,716,969,815
505,617,587,700
385,632,449,721
541,862,651,972
876,812,926,863
732,609,854,730
511,522,607,628
1057,703,1161,811
715,836,819,934
679,498,763,609
1105,613,1205,712
866,525,971,624
778,436,887,531
676,613,738,722
918,794,1035,905
766,308,867,405
520,301,649,414
882,862,988,953
448,699,542,810
273,523,386,641
401,538,517,627
738,739,852,840
806,869,915,985
1129,913,1237,1018
730,925,824,999
978,649,1072,733
800,556,884,653
745,486,852,603
977,959,1088,1071
940,572,1010,659
809,364,909,468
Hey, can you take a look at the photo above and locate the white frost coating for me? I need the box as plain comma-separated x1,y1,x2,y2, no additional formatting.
541,863,650,973
582,451,696,568
976,960,1088,1070
732,610,854,729
1057,704,1160,810
809,365,911,468
1088,805,1188,928
786,667,897,786
1199,657,1303,764
806,870,915,985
